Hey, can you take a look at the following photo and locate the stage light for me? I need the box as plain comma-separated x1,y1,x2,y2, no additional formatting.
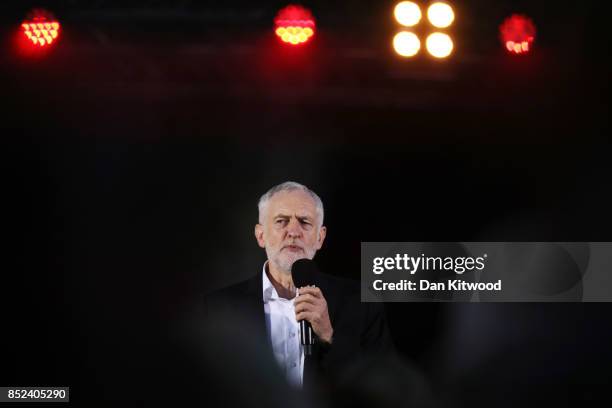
274,5,316,45
499,14,536,55
394,2,422,27
427,2,454,28
393,31,421,57
392,2,455,60
20,9,60,49
425,32,453,58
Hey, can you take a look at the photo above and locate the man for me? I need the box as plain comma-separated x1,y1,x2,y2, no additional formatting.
204,181,392,390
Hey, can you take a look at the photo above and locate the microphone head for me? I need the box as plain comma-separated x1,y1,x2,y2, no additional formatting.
291,258,320,288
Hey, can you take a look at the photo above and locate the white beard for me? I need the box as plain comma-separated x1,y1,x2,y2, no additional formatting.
266,246,315,275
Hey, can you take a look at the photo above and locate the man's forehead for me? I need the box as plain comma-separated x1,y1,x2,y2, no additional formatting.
267,190,318,216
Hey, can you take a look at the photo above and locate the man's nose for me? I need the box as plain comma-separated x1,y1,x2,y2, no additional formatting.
286,218,302,238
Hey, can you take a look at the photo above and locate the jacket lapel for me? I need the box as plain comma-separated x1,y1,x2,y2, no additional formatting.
243,273,269,344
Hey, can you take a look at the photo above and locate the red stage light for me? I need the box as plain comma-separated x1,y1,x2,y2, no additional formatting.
274,5,316,45
499,14,536,55
20,9,61,50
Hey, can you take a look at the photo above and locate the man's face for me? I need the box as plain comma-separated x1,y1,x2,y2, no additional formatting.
255,190,326,274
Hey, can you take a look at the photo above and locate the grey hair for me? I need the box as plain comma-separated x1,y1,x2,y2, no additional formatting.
258,181,324,227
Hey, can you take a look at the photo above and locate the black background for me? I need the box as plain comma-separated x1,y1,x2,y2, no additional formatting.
2,1,611,406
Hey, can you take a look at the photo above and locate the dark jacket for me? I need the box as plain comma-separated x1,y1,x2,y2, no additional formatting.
203,270,393,390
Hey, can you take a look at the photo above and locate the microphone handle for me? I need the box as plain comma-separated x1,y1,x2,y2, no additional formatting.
299,320,314,356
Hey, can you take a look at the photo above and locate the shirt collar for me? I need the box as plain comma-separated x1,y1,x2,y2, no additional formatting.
262,261,278,303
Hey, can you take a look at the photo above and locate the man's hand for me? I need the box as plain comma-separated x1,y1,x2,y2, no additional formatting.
294,286,333,344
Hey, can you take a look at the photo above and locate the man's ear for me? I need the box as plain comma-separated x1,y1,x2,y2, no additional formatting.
316,225,327,250
254,224,266,249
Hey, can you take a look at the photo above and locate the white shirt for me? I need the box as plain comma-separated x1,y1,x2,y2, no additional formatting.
262,262,304,388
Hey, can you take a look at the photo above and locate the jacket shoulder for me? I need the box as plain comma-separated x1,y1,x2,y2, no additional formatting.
201,274,261,318
208,278,252,298
316,272,360,297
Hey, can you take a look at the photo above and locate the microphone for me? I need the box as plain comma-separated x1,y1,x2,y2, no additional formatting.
291,258,320,356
